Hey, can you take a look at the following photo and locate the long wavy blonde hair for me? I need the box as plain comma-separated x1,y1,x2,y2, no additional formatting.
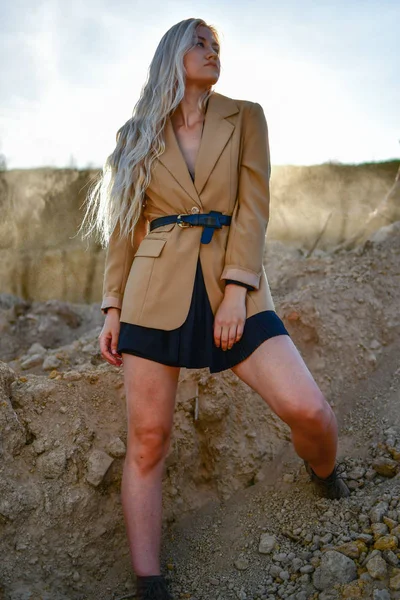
79,18,219,248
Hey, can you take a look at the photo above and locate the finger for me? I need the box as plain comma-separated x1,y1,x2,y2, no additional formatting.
214,323,222,348
235,323,244,343
99,333,121,366
220,325,231,351
227,324,238,350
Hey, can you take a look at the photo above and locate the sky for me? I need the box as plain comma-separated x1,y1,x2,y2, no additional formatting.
0,0,399,169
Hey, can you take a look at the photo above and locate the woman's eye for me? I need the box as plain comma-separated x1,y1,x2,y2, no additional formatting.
197,42,204,47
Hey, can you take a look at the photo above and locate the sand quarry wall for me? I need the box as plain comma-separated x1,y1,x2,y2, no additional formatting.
0,161,398,307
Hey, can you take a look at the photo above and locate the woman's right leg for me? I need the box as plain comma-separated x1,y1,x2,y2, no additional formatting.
121,353,180,576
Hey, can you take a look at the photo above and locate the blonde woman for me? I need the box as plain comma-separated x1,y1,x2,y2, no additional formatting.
81,17,349,600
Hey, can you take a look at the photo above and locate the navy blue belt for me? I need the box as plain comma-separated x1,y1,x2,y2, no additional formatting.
149,210,232,244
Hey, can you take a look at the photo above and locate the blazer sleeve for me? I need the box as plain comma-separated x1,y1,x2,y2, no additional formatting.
100,208,148,315
220,101,271,290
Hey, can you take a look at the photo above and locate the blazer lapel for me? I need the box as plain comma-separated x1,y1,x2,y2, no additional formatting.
159,116,201,206
194,93,239,196
157,92,240,207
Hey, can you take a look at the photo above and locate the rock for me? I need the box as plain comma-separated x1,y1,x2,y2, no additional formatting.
320,533,333,545
390,573,400,591
36,448,67,479
42,355,62,371
372,458,398,477
312,550,357,591
334,540,367,559
347,467,366,480
371,522,389,538
82,343,97,354
21,354,44,369
105,437,126,458
374,535,398,551
373,590,391,600
259,534,277,554
234,558,249,571
26,342,46,355
341,581,364,598
85,450,114,487
366,554,387,579
383,516,397,530
365,468,377,481
370,502,389,523
383,550,399,566
0,396,26,456
391,524,400,537
388,446,400,461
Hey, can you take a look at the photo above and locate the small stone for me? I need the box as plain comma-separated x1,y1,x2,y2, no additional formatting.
388,446,400,461
371,522,389,539
334,540,367,559
26,342,46,355
383,549,399,566
370,502,389,523
259,534,277,554
321,533,333,545
373,590,390,600
86,449,114,487
366,554,387,579
283,473,295,483
234,558,249,571
36,448,67,479
299,565,314,574
357,533,373,544
365,469,377,481
82,343,97,354
106,437,126,458
347,467,366,480
21,354,44,369
341,581,364,598
312,550,357,591
383,516,397,530
390,573,400,590
374,535,398,551
42,355,62,370
372,458,398,478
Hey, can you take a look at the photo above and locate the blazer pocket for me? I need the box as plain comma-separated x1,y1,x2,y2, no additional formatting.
134,238,167,258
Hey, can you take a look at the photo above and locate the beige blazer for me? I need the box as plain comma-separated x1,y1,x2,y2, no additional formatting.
101,91,276,330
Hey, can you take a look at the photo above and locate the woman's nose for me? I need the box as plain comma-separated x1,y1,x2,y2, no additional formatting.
206,48,218,61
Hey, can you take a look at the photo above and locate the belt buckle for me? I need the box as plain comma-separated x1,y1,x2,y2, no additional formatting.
177,214,193,228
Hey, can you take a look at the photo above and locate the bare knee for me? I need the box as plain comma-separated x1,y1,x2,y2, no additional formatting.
284,391,333,433
127,426,171,476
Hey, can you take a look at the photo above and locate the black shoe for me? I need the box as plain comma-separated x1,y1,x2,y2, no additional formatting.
304,460,351,499
136,575,173,600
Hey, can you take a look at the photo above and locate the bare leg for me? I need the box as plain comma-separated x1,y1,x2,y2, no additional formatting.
231,335,338,478
121,354,180,575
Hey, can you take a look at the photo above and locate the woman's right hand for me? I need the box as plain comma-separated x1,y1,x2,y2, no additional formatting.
99,308,123,367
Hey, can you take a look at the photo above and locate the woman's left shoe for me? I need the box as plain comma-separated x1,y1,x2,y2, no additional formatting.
304,461,351,499
135,575,173,600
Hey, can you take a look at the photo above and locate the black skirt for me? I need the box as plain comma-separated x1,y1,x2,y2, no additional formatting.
117,256,290,373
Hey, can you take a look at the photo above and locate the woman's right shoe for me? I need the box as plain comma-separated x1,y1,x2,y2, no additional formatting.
136,575,173,600
304,460,351,499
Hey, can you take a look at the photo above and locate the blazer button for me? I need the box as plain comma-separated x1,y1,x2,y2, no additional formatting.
191,207,200,214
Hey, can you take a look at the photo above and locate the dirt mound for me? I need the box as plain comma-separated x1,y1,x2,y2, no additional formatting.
0,221,399,599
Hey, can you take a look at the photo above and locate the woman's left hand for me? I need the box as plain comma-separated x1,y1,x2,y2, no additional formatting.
214,286,247,351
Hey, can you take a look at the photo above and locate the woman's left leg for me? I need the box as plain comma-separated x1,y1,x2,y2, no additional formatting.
230,334,338,479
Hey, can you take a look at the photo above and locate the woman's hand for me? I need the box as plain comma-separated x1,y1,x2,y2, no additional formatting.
214,285,247,351
99,308,123,367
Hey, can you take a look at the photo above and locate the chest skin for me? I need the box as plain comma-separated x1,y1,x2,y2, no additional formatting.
170,116,205,181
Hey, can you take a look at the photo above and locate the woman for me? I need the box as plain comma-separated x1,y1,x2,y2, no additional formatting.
81,17,349,600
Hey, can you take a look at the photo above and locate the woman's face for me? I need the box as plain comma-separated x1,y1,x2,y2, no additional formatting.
183,25,220,86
